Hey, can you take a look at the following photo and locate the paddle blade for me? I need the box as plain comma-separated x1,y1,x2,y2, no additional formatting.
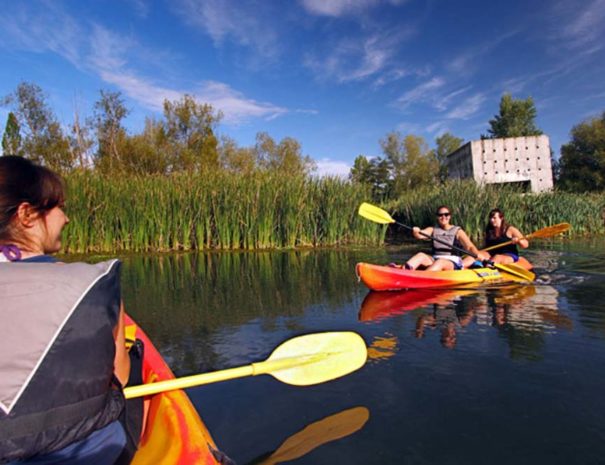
255,332,367,386
495,263,535,282
358,202,395,225
527,223,571,239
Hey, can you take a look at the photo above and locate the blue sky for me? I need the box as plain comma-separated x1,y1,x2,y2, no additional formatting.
1,0,604,176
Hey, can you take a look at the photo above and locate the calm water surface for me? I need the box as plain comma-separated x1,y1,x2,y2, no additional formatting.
117,240,605,465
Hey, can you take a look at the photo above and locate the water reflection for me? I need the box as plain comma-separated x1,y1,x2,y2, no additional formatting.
119,250,370,373
359,284,569,356
249,406,369,465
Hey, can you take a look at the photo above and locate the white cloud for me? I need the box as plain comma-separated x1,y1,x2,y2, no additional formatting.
0,5,288,125
433,86,472,112
445,93,486,119
300,0,406,17
446,30,518,76
426,120,449,135
395,121,421,133
174,0,280,59
394,76,445,109
305,31,409,83
559,0,605,49
315,158,351,177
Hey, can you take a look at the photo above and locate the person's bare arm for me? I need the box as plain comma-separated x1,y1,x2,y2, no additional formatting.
457,229,481,257
509,226,529,249
413,226,433,240
113,302,130,387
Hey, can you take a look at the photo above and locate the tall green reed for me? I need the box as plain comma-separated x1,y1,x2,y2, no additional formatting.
63,172,384,253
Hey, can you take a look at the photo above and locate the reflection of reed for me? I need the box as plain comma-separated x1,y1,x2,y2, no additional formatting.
118,250,369,372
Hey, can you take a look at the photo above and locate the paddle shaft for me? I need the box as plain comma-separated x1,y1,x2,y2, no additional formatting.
124,354,323,399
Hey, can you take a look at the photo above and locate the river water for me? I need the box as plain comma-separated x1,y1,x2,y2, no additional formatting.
119,240,605,465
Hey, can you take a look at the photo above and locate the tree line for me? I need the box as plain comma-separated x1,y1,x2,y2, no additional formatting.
1,82,314,177
2,82,604,194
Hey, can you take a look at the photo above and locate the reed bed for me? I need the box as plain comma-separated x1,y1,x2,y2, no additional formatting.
63,172,383,253
387,180,605,240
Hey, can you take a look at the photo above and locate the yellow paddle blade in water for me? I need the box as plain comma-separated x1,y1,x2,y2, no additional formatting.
358,202,395,225
125,332,367,399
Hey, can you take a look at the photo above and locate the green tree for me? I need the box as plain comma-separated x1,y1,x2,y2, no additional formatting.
219,136,256,174
381,132,438,194
120,118,169,175
2,82,73,171
162,95,222,172
434,132,464,182
93,90,129,173
349,155,392,200
558,112,605,191
486,94,543,138
2,112,21,155
254,132,315,176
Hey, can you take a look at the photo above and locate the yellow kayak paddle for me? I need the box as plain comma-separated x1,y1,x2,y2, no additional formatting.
125,331,367,399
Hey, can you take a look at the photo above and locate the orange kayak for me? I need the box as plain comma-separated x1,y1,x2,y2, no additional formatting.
125,315,220,465
356,257,533,291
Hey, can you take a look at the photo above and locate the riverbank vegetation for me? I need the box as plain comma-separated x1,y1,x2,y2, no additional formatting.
2,83,604,252
63,172,383,252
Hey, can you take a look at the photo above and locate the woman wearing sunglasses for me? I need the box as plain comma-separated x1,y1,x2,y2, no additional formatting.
403,205,481,271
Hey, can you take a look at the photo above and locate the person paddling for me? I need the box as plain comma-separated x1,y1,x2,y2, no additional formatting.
462,208,529,268
404,206,481,271
0,156,140,465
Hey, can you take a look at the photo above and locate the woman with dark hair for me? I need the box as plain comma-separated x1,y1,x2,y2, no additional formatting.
404,205,481,271
482,208,529,264
0,156,137,464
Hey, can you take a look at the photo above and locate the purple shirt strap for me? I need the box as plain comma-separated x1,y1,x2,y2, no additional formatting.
0,244,22,261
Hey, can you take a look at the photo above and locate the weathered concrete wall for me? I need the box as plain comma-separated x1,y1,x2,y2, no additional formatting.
446,135,553,193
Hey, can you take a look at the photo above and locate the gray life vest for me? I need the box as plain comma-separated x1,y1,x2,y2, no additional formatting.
0,260,125,462
431,225,461,256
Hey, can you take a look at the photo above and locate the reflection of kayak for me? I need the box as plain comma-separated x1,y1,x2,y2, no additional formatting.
359,289,478,322
125,315,220,465
356,258,533,291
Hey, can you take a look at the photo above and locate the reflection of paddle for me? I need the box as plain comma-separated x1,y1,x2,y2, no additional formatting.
251,407,370,465
482,223,570,253
125,332,367,399
358,202,534,282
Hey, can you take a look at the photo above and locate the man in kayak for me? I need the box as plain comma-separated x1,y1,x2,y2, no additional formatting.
462,208,529,268
404,205,482,271
0,156,142,465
